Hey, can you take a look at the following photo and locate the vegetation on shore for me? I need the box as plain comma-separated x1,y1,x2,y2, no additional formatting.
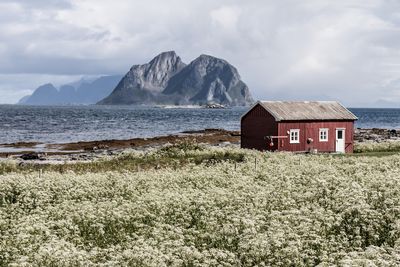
1,143,400,266
354,140,400,153
0,142,246,175
2,140,400,176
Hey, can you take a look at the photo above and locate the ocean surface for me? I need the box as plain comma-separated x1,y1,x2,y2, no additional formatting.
1,105,400,144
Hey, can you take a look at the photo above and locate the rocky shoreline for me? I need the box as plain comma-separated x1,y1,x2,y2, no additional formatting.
0,128,399,163
0,129,240,162
354,128,400,142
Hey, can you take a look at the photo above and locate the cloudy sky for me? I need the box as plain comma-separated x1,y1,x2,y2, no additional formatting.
0,0,400,106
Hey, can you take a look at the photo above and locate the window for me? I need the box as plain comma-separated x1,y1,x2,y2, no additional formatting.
319,128,328,142
290,129,300,143
337,130,343,139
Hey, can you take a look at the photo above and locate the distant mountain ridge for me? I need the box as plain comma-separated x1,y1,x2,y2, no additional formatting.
18,51,254,106
18,75,123,105
98,51,253,106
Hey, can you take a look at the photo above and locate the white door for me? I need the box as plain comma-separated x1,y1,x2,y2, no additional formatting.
336,129,345,153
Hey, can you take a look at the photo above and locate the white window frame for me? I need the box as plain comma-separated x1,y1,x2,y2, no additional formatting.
319,128,329,142
289,129,300,144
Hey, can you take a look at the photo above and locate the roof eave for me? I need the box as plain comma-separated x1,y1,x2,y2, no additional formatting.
278,118,358,122
241,101,358,121
240,101,280,121
259,101,358,121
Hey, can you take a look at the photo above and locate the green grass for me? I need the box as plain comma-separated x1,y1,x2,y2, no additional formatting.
3,140,400,176
349,151,400,157
354,140,400,153
0,142,246,175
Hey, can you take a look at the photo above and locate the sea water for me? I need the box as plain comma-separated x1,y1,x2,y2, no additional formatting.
0,105,399,144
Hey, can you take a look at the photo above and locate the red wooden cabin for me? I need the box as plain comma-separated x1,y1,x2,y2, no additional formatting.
241,101,358,153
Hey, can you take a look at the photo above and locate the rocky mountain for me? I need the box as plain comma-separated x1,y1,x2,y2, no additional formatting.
163,54,253,106
17,95,33,104
21,84,59,105
98,51,186,105
74,75,125,104
19,75,123,105
98,51,253,106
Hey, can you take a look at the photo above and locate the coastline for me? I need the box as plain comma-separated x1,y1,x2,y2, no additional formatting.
0,127,399,161
0,129,240,160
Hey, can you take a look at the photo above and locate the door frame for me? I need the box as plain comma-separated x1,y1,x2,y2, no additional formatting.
335,128,345,153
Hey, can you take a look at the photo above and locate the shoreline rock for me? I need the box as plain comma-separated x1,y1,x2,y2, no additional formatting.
355,128,400,142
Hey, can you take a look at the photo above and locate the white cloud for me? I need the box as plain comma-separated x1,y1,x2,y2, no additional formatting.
0,0,399,106
210,6,241,31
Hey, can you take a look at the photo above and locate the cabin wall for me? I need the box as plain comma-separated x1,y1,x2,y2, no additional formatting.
277,121,354,153
241,104,278,151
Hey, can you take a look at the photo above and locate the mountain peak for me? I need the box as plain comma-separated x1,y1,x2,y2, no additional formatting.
147,51,184,72
150,51,178,64
163,54,253,106
154,50,178,58
19,76,123,105
36,83,57,92
196,54,226,63
113,51,186,96
40,83,56,88
98,52,254,106
188,54,231,72
198,53,216,59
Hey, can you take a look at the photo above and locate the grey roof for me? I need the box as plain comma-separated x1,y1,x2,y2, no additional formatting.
255,101,358,121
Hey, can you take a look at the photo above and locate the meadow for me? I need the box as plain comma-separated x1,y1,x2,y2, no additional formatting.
1,143,400,266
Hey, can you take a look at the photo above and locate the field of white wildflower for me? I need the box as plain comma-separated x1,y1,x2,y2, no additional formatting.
1,146,400,266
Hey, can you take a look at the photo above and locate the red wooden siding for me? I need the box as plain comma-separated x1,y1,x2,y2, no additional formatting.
241,103,278,151
277,121,354,153
241,102,356,153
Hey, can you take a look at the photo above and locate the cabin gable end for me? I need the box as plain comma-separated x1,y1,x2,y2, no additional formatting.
241,103,278,151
